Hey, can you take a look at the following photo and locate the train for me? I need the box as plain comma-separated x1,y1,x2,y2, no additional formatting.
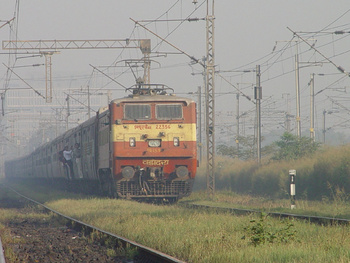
5,84,197,202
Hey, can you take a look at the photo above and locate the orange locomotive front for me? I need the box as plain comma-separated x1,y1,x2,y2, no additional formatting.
110,88,197,200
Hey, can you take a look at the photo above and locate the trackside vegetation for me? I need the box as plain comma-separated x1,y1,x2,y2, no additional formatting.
32,196,350,263
184,190,350,220
1,181,350,262
2,136,350,262
207,134,350,201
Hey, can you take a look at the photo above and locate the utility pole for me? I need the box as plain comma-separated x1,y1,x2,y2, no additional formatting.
255,65,262,164
285,113,291,133
198,86,202,164
236,93,240,154
275,38,321,138
310,74,315,141
205,0,216,197
322,110,326,143
295,44,301,138
322,109,337,144
282,93,291,132
107,90,112,104
66,95,70,131
202,56,207,157
131,8,216,195
273,40,300,136
87,85,91,118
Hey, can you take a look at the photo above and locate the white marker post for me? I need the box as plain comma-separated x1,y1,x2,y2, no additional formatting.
289,169,296,209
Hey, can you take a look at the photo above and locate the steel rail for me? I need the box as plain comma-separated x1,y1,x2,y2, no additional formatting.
181,203,350,225
2,184,186,263
0,236,5,263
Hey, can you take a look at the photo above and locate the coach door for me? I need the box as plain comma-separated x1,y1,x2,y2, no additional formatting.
82,125,97,179
97,112,110,170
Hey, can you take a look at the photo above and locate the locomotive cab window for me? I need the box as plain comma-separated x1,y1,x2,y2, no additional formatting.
124,104,151,120
156,104,183,120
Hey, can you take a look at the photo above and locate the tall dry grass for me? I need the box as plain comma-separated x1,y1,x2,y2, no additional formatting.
196,145,350,200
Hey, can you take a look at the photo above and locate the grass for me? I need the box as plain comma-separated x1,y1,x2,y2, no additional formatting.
46,197,350,263
183,190,350,219
0,184,54,262
2,180,350,262
0,223,19,262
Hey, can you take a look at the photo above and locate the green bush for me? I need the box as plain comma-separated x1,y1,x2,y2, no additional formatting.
242,213,298,246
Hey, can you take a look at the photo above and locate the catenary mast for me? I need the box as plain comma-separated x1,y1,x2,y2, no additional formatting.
205,0,215,197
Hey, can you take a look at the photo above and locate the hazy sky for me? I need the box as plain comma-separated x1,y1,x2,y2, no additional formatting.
1,1,350,143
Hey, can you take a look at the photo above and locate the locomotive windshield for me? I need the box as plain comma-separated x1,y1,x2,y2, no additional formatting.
156,104,183,120
124,104,151,120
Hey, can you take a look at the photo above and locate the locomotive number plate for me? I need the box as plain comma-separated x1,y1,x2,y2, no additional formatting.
156,124,171,129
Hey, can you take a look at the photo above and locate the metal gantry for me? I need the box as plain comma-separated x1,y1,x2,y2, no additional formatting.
206,0,215,197
2,39,151,102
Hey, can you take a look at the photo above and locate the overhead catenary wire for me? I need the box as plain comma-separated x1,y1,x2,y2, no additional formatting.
315,74,348,96
0,17,15,31
3,2,350,144
131,17,254,104
147,0,206,52
227,17,350,88
89,64,128,90
317,7,350,34
64,92,93,114
2,63,45,100
288,27,350,76
130,7,350,138
131,18,202,66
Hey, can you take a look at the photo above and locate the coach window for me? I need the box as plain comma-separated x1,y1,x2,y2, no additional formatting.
156,104,183,120
124,104,151,120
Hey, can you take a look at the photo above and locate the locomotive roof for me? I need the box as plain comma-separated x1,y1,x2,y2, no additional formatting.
111,94,195,105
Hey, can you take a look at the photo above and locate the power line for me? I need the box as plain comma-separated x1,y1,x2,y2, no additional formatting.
289,27,350,76
2,63,45,100
315,74,348,96
89,64,128,90
317,8,350,33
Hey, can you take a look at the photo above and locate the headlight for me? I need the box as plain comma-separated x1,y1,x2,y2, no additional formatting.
148,139,161,147
122,166,135,179
174,137,179,147
129,137,136,147
176,166,189,178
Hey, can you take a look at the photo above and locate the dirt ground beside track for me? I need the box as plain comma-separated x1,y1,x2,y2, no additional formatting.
0,197,131,263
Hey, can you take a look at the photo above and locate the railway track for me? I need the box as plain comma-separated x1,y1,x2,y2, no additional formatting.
1,184,186,263
180,203,350,226
0,237,5,263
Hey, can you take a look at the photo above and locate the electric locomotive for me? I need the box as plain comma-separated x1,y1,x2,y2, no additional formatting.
98,84,197,201
5,84,197,202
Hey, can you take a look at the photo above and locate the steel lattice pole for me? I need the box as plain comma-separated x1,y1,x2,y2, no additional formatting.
206,0,215,197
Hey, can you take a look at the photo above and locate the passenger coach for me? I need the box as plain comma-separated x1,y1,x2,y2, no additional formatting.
5,85,197,202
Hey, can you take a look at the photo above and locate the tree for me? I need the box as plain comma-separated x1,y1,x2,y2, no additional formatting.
272,132,321,160
217,135,276,160
217,135,255,160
